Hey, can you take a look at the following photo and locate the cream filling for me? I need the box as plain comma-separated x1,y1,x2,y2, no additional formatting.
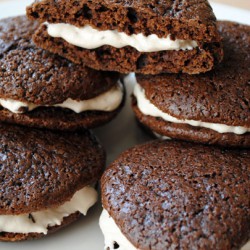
0,82,123,114
99,209,138,250
46,23,198,52
0,186,97,234
153,132,172,140
134,82,250,135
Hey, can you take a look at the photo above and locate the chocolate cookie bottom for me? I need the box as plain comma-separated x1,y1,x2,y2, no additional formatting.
132,97,250,148
0,96,125,131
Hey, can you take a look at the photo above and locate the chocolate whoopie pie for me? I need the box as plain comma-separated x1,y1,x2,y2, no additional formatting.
27,0,223,75
132,21,250,147
100,140,250,250
0,16,124,131
0,123,105,241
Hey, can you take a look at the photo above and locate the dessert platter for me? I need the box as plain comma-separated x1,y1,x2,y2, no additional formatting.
0,0,249,249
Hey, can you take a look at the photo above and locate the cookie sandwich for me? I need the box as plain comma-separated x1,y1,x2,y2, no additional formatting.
0,16,124,131
27,0,223,74
132,21,250,147
0,123,105,241
100,140,250,250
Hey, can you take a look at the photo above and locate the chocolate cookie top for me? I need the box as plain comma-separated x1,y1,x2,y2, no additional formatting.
0,16,119,105
0,123,105,215
102,140,250,250
27,0,220,42
136,21,250,127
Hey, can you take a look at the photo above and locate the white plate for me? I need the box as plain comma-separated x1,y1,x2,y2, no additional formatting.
0,1,249,249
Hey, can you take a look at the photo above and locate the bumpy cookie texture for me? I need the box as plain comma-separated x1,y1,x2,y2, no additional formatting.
132,21,250,147
136,21,250,125
101,140,250,250
27,0,220,41
0,16,119,104
0,212,81,242
27,0,223,74
0,123,105,215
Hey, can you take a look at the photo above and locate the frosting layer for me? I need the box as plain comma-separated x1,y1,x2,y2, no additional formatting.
0,82,123,114
0,186,97,234
100,209,137,250
47,23,198,52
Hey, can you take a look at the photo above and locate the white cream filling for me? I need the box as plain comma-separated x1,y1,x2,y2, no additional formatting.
0,186,97,234
0,82,123,114
99,209,138,250
153,132,172,140
46,23,198,52
134,82,250,135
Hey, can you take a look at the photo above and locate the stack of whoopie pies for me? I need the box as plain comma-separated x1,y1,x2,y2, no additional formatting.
0,0,249,248
99,3,250,247
27,0,249,248
0,7,125,242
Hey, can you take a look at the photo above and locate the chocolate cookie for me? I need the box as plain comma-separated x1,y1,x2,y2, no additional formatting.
27,0,223,75
100,140,250,250
132,21,250,147
0,16,124,131
0,123,105,241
